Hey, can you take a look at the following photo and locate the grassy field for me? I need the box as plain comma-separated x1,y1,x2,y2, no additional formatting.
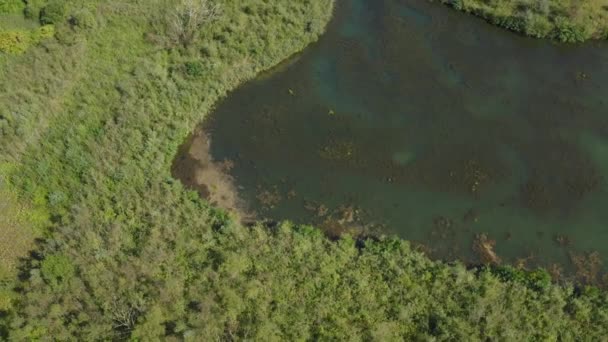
0,0,607,340
441,0,608,42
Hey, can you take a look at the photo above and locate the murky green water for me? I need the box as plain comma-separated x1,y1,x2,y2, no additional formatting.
176,0,608,280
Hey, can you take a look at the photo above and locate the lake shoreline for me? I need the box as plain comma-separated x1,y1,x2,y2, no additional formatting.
438,0,608,43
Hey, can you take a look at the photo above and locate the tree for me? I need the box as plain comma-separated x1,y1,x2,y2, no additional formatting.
167,0,221,48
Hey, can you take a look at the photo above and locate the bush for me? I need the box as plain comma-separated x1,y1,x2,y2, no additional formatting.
68,8,98,31
40,1,67,25
493,15,526,32
24,0,47,20
0,30,31,54
40,254,75,288
184,60,204,77
31,25,55,42
554,17,587,43
492,266,552,291
0,25,54,55
439,0,605,42
525,14,553,38
0,0,24,14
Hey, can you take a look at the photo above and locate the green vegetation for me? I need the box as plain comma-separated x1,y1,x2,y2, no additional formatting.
0,0,24,15
0,0,607,340
441,0,608,42
0,25,53,54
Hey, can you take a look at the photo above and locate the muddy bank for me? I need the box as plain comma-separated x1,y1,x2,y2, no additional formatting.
172,128,254,222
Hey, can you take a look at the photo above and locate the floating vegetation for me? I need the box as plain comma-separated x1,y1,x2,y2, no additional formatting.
462,208,479,223
335,205,359,224
515,254,535,269
256,187,282,210
453,159,492,195
548,263,564,281
431,215,456,240
319,140,356,162
569,251,604,286
304,201,329,217
521,140,603,214
473,233,501,265
554,234,571,247
303,201,370,239
575,71,589,82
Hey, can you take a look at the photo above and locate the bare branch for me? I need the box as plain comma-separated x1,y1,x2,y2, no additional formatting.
167,0,222,48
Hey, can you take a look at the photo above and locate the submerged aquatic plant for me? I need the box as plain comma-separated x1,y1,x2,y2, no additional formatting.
319,140,356,162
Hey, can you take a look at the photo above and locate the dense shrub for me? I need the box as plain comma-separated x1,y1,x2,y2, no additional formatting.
0,30,30,54
440,0,608,42
39,0,66,25
67,8,98,31
0,25,54,54
23,0,47,20
0,0,24,14
554,16,587,42
184,60,204,77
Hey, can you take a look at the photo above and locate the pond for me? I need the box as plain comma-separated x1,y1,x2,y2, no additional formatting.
174,0,608,283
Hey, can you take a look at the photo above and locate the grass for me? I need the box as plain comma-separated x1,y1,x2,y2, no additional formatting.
0,171,47,312
441,0,608,42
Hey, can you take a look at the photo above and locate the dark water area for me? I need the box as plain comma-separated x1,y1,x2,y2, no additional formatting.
176,0,608,281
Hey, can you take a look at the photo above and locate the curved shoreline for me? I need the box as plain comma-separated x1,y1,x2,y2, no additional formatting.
3,0,608,339
174,0,606,285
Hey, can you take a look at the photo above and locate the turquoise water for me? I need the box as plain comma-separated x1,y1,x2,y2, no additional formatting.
176,0,608,281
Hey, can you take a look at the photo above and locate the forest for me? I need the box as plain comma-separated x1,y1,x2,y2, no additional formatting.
1,0,608,340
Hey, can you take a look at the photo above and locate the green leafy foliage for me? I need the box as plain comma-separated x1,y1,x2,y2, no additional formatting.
440,0,608,42
0,0,24,14
0,0,607,340
0,25,54,54
0,29,30,54
40,254,75,288
23,0,47,20
39,0,66,25
184,60,204,77
554,16,587,42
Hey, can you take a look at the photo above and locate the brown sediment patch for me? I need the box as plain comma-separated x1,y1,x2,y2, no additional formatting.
304,201,329,218
473,233,501,264
569,251,603,285
172,129,253,221
256,186,282,210
515,253,535,269
320,218,363,239
547,263,564,281
306,202,381,239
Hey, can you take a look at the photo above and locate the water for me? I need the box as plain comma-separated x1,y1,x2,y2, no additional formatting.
175,0,608,282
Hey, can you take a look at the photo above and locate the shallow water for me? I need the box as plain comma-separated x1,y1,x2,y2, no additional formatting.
176,0,608,281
